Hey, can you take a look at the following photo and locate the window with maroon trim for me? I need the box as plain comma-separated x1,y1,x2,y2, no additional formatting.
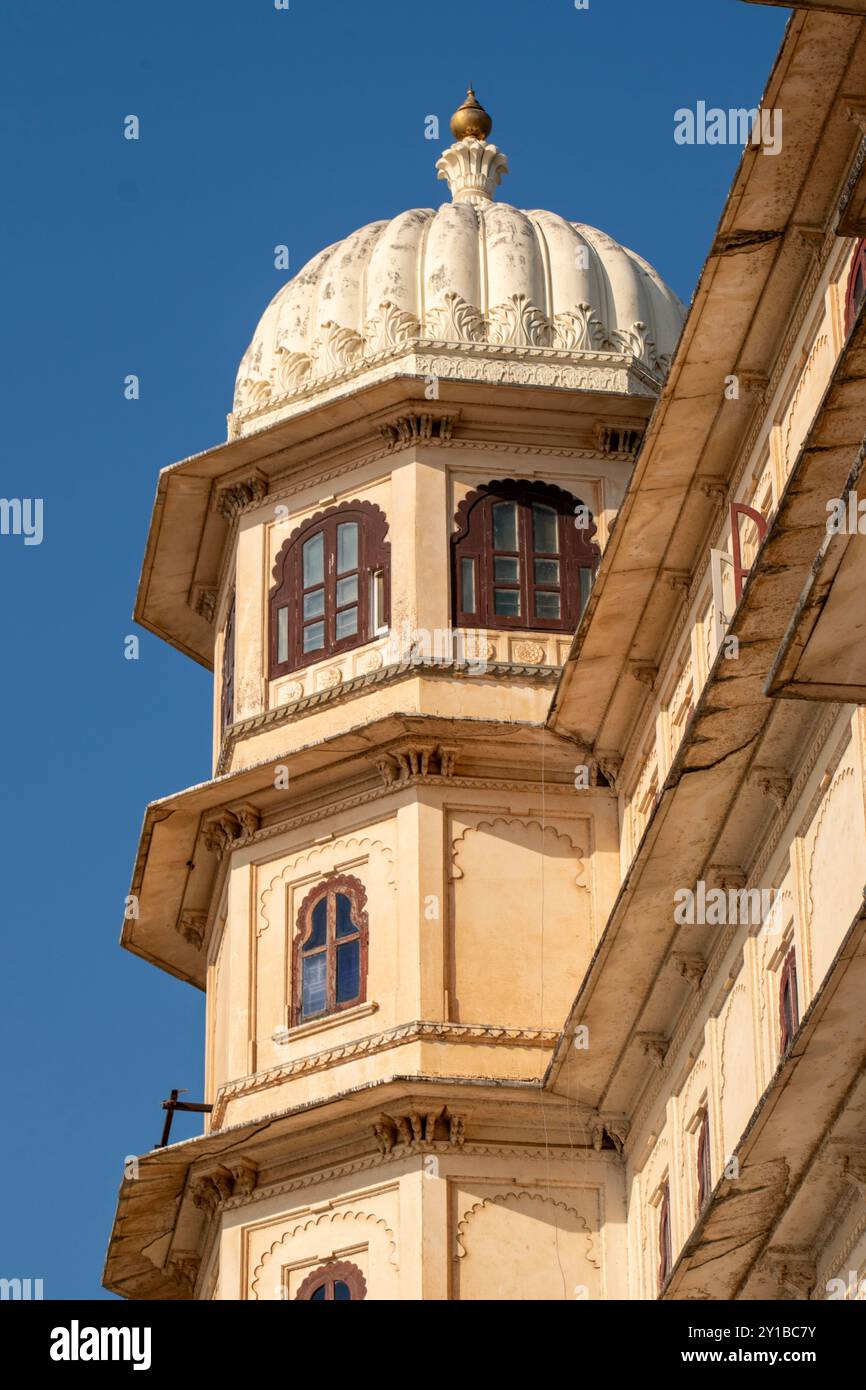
845,239,866,335
220,592,235,738
269,501,390,676
295,1260,367,1301
658,1182,673,1290
451,480,600,632
292,874,368,1027
697,1110,712,1214
779,946,800,1056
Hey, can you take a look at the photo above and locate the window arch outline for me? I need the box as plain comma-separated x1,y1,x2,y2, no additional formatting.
845,238,866,336
269,500,390,677
291,873,369,1027
451,478,600,632
295,1259,367,1301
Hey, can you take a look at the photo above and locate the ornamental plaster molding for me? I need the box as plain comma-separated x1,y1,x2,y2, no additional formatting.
450,815,587,890
455,1190,600,1268
229,342,660,436
258,833,396,939
251,1208,398,1298
210,1020,558,1127
373,1108,465,1154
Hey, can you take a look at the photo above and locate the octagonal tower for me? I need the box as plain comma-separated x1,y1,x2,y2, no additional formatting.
106,89,685,1301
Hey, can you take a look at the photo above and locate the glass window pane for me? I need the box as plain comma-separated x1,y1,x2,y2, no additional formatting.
460,558,476,613
336,606,358,640
303,621,325,653
336,938,360,1003
277,606,289,665
304,898,328,951
494,556,520,583
532,504,559,553
494,588,521,617
579,567,593,613
335,893,356,938
337,522,358,575
303,587,324,620
310,1285,326,1301
492,501,518,551
373,570,385,629
334,1281,351,1301
534,558,560,585
336,575,358,607
303,531,324,587
302,951,327,1017
535,591,561,619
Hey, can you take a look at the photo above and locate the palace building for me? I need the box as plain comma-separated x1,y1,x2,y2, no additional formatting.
105,3,866,1301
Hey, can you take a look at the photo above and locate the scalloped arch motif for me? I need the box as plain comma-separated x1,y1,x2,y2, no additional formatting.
251,1208,398,1298
454,1190,599,1270
451,816,587,891
258,834,397,937
451,477,598,547
270,498,390,590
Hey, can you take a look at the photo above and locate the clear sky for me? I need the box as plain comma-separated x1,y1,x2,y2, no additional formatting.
0,0,789,1298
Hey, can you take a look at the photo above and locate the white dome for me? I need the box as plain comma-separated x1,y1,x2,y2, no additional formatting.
232,131,685,434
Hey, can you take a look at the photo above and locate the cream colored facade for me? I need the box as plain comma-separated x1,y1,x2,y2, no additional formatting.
106,7,866,1302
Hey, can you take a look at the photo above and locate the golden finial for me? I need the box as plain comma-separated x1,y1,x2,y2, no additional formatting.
450,86,492,142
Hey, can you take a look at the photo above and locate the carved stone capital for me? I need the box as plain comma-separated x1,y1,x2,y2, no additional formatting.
192,586,217,623
589,1111,629,1153
596,753,622,789
708,864,746,891
216,475,267,521
226,1158,258,1199
177,910,207,949
698,478,728,502
637,1033,669,1069
629,662,658,690
165,1252,201,1294
378,413,457,448
671,953,706,991
662,569,691,594
752,768,792,809
372,1107,463,1153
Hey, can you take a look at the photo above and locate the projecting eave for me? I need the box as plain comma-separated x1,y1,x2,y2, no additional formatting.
544,298,866,1115
766,435,866,701
136,367,659,672
547,5,866,750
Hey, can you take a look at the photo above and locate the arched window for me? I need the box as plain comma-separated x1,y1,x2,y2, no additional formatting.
295,1260,367,1301
845,239,866,335
451,480,599,632
292,874,368,1026
269,501,390,677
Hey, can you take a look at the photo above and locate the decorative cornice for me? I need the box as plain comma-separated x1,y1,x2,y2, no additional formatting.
216,658,560,774
210,1020,557,1127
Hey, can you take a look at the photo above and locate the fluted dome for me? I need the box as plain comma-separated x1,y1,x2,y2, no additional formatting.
231,105,685,437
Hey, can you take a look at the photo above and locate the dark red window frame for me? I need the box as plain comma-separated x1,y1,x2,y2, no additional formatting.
220,592,235,738
697,1110,712,1213
658,1182,673,1290
451,479,600,632
779,946,800,1056
845,239,866,335
291,874,369,1028
269,501,390,677
295,1260,367,1301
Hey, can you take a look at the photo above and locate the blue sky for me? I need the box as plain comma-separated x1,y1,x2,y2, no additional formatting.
0,0,788,1298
